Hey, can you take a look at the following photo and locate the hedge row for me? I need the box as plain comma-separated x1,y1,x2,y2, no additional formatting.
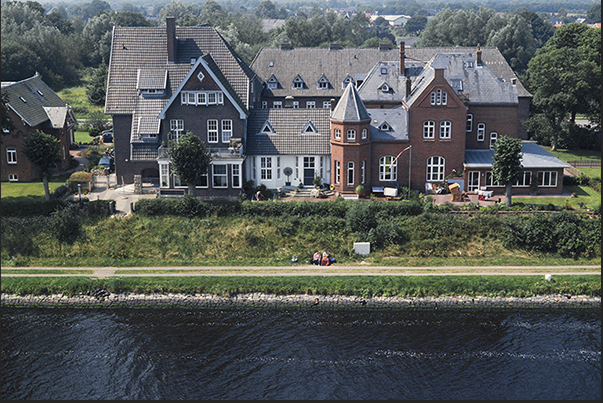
133,196,425,219
0,199,113,217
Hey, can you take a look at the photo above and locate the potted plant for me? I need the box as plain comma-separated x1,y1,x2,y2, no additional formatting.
355,185,365,198
313,175,322,189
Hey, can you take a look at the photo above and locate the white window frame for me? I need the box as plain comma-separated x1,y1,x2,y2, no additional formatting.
273,101,282,108
231,164,241,188
306,101,316,109
439,121,451,139
426,156,445,182
6,147,17,164
160,163,169,187
262,101,267,109
335,160,341,184
489,132,498,148
361,128,367,139
222,120,232,143
293,101,299,108
466,114,473,132
361,161,366,184
207,119,218,143
292,76,304,89
347,161,354,186
379,156,397,181
169,119,184,142
334,129,341,139
8,173,18,181
212,164,228,188
323,100,331,109
346,129,356,140
485,171,503,187
260,157,272,180
515,171,532,187
477,123,486,141
538,171,558,187
423,121,435,139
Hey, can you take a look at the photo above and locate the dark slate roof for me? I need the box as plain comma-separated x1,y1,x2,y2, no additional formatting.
251,45,530,98
131,99,165,142
464,142,570,168
106,24,254,115
131,143,160,161
367,106,409,141
137,69,167,90
358,61,413,102
331,82,370,122
2,76,70,127
246,108,331,155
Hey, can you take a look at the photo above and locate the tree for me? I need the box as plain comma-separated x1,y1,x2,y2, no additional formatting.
86,63,108,106
526,23,601,150
404,16,427,36
586,4,601,23
1,91,16,135
22,130,61,201
169,132,212,197
491,136,523,207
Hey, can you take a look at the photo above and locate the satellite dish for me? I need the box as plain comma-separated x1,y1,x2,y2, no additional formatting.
283,167,293,176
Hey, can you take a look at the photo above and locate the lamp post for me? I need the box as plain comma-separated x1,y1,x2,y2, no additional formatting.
393,145,412,199
77,183,82,208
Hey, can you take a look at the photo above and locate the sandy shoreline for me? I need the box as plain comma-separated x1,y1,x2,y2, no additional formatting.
2,292,600,309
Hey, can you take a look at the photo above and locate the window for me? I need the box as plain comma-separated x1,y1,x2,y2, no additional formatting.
6,148,17,164
273,101,282,108
335,161,341,184
538,171,558,187
181,91,223,106
346,129,356,140
466,114,473,132
477,123,485,141
232,164,241,188
306,101,315,108
260,157,272,180
222,120,232,143
515,171,531,187
207,119,218,143
361,128,367,139
343,76,354,89
485,172,502,187
8,174,18,181
347,162,354,186
262,101,267,109
379,122,392,131
430,89,447,105
334,129,341,139
426,156,445,182
169,119,184,142
199,172,208,188
160,164,169,187
293,101,299,108
318,76,330,89
212,164,228,187
267,76,278,89
361,161,366,184
292,76,304,89
261,121,274,133
380,67,388,75
489,132,498,148
303,121,317,133
379,156,397,181
423,121,435,139
439,121,451,139
323,100,331,109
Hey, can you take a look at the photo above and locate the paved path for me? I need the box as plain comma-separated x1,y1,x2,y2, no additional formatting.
2,265,600,279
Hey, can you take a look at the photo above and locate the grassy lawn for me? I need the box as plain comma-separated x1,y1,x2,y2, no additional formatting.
57,85,104,119
75,130,94,144
514,185,600,210
1,175,70,199
544,146,601,178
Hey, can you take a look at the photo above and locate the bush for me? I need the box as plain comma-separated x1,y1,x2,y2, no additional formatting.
0,199,66,217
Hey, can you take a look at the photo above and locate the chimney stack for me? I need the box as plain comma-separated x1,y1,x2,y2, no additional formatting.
476,43,482,66
167,17,176,63
399,41,405,74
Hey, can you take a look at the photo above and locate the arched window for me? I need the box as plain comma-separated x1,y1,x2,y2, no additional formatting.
426,156,445,182
379,156,397,181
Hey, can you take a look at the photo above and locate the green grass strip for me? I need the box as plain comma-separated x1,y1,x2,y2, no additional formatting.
1,269,94,274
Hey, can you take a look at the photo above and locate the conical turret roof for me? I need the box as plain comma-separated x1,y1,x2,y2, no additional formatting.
331,82,370,123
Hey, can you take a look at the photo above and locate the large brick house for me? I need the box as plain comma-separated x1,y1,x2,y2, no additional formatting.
1,76,75,182
105,19,568,197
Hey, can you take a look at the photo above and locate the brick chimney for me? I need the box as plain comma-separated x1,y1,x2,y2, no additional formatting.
476,43,482,66
399,41,405,74
166,17,176,63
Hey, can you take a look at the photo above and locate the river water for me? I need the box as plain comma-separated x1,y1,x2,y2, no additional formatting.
1,307,600,400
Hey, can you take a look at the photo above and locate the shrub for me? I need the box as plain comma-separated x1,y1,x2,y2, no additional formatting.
0,199,66,217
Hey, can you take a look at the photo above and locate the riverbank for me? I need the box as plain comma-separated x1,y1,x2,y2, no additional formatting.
2,292,600,310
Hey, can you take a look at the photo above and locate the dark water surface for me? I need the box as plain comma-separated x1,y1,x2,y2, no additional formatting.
1,307,600,400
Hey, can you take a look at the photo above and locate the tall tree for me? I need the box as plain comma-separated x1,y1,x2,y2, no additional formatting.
492,136,524,207
169,132,212,197
22,130,61,201
526,23,601,150
86,63,108,106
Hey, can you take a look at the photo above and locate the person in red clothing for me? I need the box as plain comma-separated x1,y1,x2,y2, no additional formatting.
321,250,331,266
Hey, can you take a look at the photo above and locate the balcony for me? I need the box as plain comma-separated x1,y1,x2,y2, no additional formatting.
157,144,244,161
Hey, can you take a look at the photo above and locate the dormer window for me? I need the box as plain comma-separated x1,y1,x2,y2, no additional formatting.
261,121,274,133
379,82,390,93
292,75,305,89
451,79,463,92
197,71,204,82
302,121,317,134
317,75,330,90
342,76,354,89
379,122,392,131
267,75,279,90
380,67,388,75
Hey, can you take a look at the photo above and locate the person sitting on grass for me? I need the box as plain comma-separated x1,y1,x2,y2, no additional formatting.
321,250,331,266
311,251,322,265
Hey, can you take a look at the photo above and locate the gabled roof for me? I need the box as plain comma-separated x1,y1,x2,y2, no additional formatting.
464,142,570,169
367,106,409,141
106,23,254,115
246,108,331,155
358,61,412,102
251,46,530,98
331,83,370,123
2,76,71,127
